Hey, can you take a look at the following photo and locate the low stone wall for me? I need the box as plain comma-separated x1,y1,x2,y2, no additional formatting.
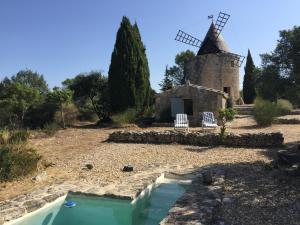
108,131,284,148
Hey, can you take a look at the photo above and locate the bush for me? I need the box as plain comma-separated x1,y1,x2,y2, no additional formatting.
158,107,173,123
43,123,60,136
0,129,29,145
276,99,293,116
218,108,236,141
0,145,41,181
23,101,58,129
54,103,79,127
253,98,278,126
111,108,137,126
0,129,10,145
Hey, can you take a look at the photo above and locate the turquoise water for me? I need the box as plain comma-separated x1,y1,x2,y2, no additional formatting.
11,182,187,225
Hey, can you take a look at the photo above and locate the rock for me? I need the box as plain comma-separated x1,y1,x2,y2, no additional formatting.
82,164,93,171
277,150,300,166
122,165,133,172
202,171,213,185
32,171,47,182
85,164,93,170
222,196,236,205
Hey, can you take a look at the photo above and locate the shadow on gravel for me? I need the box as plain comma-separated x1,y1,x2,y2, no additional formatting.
199,161,300,225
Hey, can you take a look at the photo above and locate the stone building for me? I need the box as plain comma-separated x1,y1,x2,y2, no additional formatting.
155,83,227,124
185,23,240,102
156,22,240,124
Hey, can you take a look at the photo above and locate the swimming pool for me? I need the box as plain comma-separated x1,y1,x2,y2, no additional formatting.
7,179,189,225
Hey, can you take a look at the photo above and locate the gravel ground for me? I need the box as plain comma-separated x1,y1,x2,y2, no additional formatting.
0,116,299,225
216,162,300,225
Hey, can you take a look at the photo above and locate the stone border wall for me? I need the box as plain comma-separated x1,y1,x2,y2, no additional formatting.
108,131,284,148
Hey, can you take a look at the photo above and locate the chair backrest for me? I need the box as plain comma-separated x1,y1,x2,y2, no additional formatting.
176,114,188,123
202,112,215,123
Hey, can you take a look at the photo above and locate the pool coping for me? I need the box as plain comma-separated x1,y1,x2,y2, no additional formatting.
0,166,226,225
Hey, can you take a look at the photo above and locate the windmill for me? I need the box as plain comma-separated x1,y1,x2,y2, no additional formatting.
175,12,245,67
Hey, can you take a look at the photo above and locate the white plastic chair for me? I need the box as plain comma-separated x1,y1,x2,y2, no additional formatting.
174,114,189,131
201,112,218,131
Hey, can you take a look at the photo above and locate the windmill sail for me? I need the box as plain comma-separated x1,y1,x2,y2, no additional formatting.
175,30,202,48
213,12,230,40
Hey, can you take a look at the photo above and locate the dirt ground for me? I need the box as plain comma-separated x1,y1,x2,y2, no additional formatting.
0,116,299,224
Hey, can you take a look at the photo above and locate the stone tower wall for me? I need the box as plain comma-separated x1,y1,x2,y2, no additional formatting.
186,54,240,103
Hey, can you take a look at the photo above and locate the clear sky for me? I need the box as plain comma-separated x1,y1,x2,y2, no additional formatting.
0,0,300,91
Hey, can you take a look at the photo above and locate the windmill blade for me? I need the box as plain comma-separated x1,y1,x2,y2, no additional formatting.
175,30,202,48
224,52,245,67
213,12,230,40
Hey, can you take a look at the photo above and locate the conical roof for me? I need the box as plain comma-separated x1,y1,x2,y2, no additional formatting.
197,22,230,55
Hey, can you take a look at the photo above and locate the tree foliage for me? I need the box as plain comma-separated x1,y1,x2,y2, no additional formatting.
11,70,49,94
259,26,300,106
159,50,195,90
159,66,173,91
0,80,40,127
108,17,151,112
243,50,257,104
65,71,110,121
47,87,72,128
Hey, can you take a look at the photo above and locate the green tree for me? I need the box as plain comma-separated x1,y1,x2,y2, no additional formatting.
159,66,173,91
108,17,151,112
65,71,110,121
243,50,257,104
256,65,285,102
47,87,72,128
0,81,40,127
11,70,49,94
175,50,195,84
260,26,300,106
159,50,195,89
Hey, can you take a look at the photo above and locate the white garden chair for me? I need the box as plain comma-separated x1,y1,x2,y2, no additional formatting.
201,112,218,132
174,114,189,131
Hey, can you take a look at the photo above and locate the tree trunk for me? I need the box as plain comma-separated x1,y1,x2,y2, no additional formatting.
60,103,65,129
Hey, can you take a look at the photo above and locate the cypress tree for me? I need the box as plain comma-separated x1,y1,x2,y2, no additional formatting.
159,66,173,91
132,22,151,109
108,17,150,112
243,49,257,104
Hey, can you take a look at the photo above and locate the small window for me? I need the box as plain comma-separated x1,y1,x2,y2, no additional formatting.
231,61,235,67
223,87,231,95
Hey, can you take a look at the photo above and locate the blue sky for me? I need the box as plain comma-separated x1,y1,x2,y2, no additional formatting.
0,0,300,91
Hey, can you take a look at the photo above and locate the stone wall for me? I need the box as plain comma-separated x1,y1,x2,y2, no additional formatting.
155,83,227,124
186,53,240,102
108,131,284,148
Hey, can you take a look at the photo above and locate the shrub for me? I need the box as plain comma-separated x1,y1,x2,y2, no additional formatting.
23,101,58,129
111,108,137,126
0,129,29,145
43,123,60,136
0,145,41,181
9,130,29,145
158,107,173,123
276,99,293,116
141,106,155,118
218,108,236,141
54,103,79,127
0,129,10,145
253,98,278,126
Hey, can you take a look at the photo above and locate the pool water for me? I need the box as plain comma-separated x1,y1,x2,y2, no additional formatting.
10,182,188,225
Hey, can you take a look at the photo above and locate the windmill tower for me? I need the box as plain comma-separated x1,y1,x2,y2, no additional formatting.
175,12,244,103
